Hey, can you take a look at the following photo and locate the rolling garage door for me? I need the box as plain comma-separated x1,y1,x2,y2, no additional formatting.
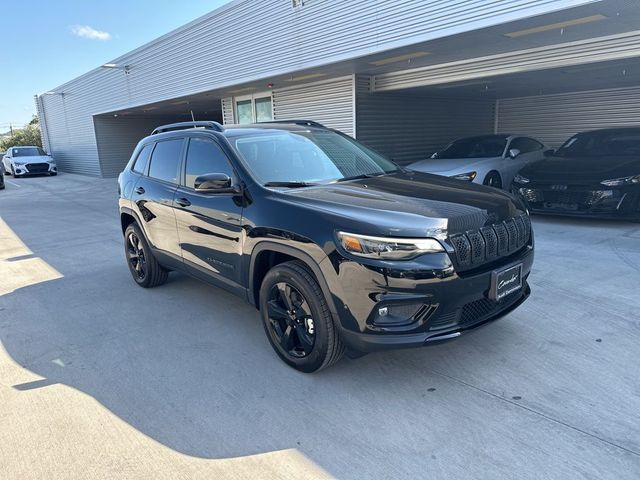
272,76,355,137
496,86,640,147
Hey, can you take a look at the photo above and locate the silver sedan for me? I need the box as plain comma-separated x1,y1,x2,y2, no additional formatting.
408,134,551,189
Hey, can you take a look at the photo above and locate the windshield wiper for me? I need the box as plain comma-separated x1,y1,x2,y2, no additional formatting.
336,171,397,182
263,181,319,188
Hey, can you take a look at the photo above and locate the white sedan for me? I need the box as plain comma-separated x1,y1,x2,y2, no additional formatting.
2,146,57,177
408,134,551,189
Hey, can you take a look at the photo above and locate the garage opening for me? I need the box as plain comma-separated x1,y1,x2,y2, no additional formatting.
359,55,640,167
93,93,222,177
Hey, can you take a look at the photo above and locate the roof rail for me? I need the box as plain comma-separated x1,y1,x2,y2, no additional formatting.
151,121,224,135
259,120,327,128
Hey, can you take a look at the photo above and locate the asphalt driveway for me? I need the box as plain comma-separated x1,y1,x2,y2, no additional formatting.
0,173,639,479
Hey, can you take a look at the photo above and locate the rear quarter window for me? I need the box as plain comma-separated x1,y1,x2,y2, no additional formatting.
132,144,154,174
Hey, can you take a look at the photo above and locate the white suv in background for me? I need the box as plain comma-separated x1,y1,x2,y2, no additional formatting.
2,146,57,177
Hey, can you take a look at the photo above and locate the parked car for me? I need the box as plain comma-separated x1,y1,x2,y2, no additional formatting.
0,161,4,190
408,134,550,189
2,146,57,177
118,120,534,372
512,128,640,220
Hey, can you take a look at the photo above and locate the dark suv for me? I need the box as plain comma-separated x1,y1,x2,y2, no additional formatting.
118,121,534,372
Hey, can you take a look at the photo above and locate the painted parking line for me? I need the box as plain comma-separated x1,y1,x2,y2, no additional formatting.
7,181,21,187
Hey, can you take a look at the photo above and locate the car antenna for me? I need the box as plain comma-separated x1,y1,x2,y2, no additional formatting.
190,110,196,126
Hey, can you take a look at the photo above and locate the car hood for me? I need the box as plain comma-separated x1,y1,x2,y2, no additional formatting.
409,157,498,174
520,155,640,184
279,170,523,237
12,155,52,163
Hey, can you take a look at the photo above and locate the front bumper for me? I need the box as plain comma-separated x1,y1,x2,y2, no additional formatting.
513,184,640,220
13,162,57,176
326,244,534,353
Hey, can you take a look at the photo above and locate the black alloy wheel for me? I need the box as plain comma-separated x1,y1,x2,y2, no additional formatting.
123,223,168,288
126,230,147,282
484,172,502,189
259,261,344,372
266,282,316,358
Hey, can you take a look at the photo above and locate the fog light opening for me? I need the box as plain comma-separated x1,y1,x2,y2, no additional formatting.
371,302,438,328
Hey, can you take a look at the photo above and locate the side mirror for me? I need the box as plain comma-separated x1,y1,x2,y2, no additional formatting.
544,149,555,157
194,173,238,193
508,148,521,159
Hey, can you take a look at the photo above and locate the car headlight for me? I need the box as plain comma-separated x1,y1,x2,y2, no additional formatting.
513,174,530,184
337,231,444,260
600,174,640,187
451,171,477,182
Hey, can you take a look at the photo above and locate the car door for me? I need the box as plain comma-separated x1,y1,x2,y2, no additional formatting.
173,135,244,289
131,138,184,264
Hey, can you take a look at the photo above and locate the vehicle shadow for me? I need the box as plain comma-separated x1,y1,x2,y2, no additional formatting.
0,249,513,468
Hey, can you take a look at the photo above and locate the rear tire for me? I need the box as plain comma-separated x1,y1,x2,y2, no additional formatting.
483,171,502,189
259,261,344,373
124,223,168,288
50,172,57,176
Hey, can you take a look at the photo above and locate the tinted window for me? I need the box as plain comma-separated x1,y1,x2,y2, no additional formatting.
185,138,234,188
436,137,507,159
132,144,153,174
556,131,640,157
148,139,183,184
510,137,543,154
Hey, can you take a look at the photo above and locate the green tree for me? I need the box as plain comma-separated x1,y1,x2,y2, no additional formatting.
0,118,43,152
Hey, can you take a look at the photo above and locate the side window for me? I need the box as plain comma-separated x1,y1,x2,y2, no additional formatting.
132,144,153,174
510,137,543,154
526,138,544,151
148,139,183,184
184,138,234,189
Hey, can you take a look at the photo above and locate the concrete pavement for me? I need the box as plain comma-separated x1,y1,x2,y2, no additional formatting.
0,173,639,479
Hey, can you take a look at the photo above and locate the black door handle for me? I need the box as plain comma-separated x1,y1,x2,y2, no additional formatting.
176,197,191,207
135,186,145,195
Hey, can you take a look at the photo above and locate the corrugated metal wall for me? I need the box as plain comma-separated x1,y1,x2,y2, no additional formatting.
34,95,51,154
496,86,640,147
94,115,191,178
356,76,495,164
222,98,235,125
273,76,355,136
38,0,591,176
373,30,640,92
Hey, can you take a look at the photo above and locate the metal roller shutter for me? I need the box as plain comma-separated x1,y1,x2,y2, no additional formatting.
496,86,640,147
273,76,355,137
356,76,495,165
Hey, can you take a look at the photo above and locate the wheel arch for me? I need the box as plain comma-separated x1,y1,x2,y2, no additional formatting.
249,242,338,317
120,207,143,234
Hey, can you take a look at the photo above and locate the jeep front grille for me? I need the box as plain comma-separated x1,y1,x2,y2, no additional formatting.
448,213,531,271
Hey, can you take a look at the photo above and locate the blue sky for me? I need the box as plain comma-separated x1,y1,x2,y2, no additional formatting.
0,0,233,129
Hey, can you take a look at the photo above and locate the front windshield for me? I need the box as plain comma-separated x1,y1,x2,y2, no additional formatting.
231,130,399,185
436,137,507,159
13,147,46,157
556,132,640,157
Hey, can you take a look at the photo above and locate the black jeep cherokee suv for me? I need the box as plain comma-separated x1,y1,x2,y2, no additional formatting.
118,120,534,372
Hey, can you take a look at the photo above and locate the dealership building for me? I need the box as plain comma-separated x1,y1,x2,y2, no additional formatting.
37,0,640,177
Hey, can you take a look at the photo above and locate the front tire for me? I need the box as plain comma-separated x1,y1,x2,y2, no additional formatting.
483,171,502,189
124,223,168,288
259,261,344,373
